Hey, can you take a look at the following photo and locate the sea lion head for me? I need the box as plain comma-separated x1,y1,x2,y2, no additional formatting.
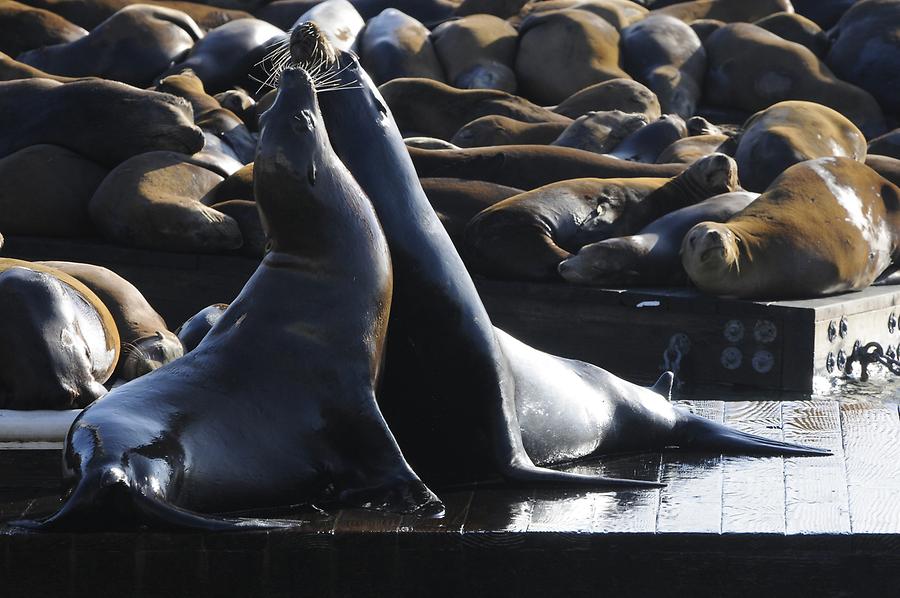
681,152,740,197
680,221,742,293
289,21,340,81
118,331,185,381
558,237,649,285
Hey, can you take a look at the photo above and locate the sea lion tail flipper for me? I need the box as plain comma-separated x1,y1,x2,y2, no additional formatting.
673,410,831,456
504,462,664,489
650,371,674,400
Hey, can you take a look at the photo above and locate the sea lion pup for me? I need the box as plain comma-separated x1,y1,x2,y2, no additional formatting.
682,157,900,300
0,259,119,410
20,65,439,532
733,100,867,193
559,191,757,286
39,262,184,382
358,8,446,85
464,153,739,281
287,26,824,488
379,77,571,140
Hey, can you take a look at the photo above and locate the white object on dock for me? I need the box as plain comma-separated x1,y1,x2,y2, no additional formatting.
0,409,80,448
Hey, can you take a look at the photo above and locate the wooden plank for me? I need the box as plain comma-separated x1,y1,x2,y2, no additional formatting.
720,401,785,534
656,400,724,534
841,401,900,534
783,400,851,534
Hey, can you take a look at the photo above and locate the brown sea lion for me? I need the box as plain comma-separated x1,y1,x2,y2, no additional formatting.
656,133,731,164
408,144,686,189
689,17,724,42
0,0,86,57
0,259,119,410
621,14,706,119
421,177,523,244
826,0,900,118
451,115,568,148
516,0,648,30
379,77,571,139
456,0,529,19
653,0,791,23
734,100,867,192
17,4,202,88
753,11,829,57
464,153,738,280
0,50,78,82
213,88,256,127
17,0,251,31
89,151,242,252
559,190,757,286
205,162,254,204
866,155,900,189
358,8,446,85
515,9,629,105
551,110,649,154
553,78,661,121
703,23,886,138
682,157,900,299
0,78,204,167
0,144,106,237
40,261,184,382
431,13,518,93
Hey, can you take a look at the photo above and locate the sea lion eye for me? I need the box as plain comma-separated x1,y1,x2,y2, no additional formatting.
293,110,315,130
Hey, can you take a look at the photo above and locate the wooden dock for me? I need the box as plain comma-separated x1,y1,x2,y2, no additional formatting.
2,397,899,597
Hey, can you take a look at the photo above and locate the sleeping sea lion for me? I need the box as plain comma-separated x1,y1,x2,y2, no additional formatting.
431,13,518,92
358,8,445,84
0,0,86,56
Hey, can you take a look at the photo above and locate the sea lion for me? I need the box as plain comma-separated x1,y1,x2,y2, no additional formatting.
213,88,256,128
291,0,364,52
88,151,242,252
358,8,445,85
607,113,687,163
431,13,518,93
0,78,204,167
296,33,826,488
40,261,184,382
379,77,571,140
733,100,867,192
869,129,900,161
516,0,648,30
703,23,886,138
408,144,686,189
655,133,732,164
515,9,629,105
753,11,829,57
682,157,900,299
17,0,252,30
826,0,900,117
451,115,569,148
352,0,458,23
0,144,106,237
0,0,86,57
210,199,268,257
421,177,523,244
0,259,119,410
205,162,254,204
652,0,792,23
553,78,661,121
551,110,649,154
17,4,202,88
0,50,78,82
23,65,441,531
791,0,856,29
559,190,757,286
464,153,738,280
254,0,329,29
621,14,705,119
163,18,284,94
456,0,529,18
688,18,724,42
175,303,228,352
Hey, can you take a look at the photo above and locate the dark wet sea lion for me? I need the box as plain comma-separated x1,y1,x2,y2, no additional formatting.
0,78,204,167
652,0,791,23
552,110,648,154
791,0,856,29
553,78,660,121
621,14,705,119
464,153,738,280
0,0,86,56
300,35,826,486
869,130,900,161
703,23,886,138
408,144,686,189
451,115,568,148
89,150,241,252
607,114,687,163
421,177,523,244
0,144,106,237
24,65,440,531
379,77,571,140
175,303,228,352
431,13,518,93
733,100,867,192
0,50,78,82
515,9,629,105
826,0,900,118
40,261,184,382
210,199,267,257
559,190,757,286
753,11,828,57
358,8,446,85
682,157,900,299
0,259,119,410
17,4,202,88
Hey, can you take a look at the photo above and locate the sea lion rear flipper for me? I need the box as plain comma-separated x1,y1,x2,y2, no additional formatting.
673,410,831,456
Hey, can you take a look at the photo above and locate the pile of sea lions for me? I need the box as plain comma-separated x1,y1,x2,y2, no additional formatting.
6,21,836,531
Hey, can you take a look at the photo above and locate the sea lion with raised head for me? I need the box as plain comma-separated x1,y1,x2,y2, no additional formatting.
682,157,900,299
559,191,757,286
21,64,441,531
464,152,739,280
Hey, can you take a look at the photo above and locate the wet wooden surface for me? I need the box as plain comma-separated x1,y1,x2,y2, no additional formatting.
1,398,899,597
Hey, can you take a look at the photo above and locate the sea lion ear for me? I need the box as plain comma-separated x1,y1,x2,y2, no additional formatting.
650,371,674,400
